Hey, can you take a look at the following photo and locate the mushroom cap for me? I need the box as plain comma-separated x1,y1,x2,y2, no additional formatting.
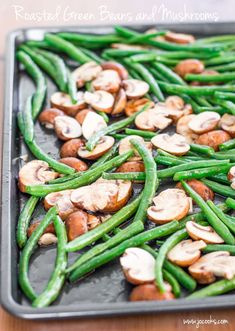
119,135,152,161
164,31,195,44
78,136,115,160
59,157,88,172
54,115,82,141
195,130,231,151
123,79,149,99
82,111,107,140
112,88,127,116
125,98,154,117
147,188,190,224
101,61,129,80
135,107,172,131
50,91,86,116
186,221,224,244
65,210,88,241
153,103,185,122
44,189,76,220
220,114,235,137
18,160,58,192
188,111,220,134
176,179,214,202
75,108,93,125
167,239,207,267
60,138,85,158
72,61,102,88
116,161,145,173
165,95,185,110
38,108,65,129
176,114,199,144
84,91,114,113
92,69,121,93
151,133,190,156
175,59,204,78
189,251,235,284
38,233,58,246
27,221,55,238
120,247,155,285
130,283,174,301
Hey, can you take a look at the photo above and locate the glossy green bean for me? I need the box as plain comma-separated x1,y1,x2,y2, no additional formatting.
102,172,145,181
226,197,235,209
23,96,34,142
58,32,122,44
214,91,235,102
173,164,229,181
190,144,215,156
202,244,235,254
202,179,235,199
188,277,235,298
78,47,103,64
186,72,235,83
66,68,77,104
219,139,235,151
207,201,235,235
125,128,156,139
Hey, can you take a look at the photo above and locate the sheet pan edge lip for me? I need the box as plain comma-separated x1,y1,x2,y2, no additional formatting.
2,22,235,320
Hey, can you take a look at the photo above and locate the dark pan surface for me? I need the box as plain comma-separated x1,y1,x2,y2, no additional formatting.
2,22,235,320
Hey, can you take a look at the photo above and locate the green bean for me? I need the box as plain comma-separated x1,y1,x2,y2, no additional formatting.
196,35,235,44
208,173,230,185
214,91,235,102
181,181,235,245
196,105,227,115
19,206,58,301
66,220,144,273
17,51,46,119
162,269,181,298
213,98,235,115
155,155,184,166
186,72,235,83
96,111,109,123
17,196,39,249
173,164,229,181
102,172,145,181
110,133,128,140
78,47,103,64
202,244,235,254
130,139,158,223
126,31,166,44
188,277,235,299
58,32,122,45
125,128,156,139
102,48,154,58
69,220,179,282
149,66,169,82
25,150,133,196
207,201,235,235
86,102,151,151
155,229,188,293
23,96,34,142
205,54,235,66
190,144,215,157
45,34,91,64
202,179,235,199
226,197,235,209
32,215,67,307
66,69,77,104
25,40,57,50
152,62,185,85
209,62,235,72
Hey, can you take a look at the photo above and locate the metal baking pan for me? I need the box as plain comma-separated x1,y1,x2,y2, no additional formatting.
2,22,235,320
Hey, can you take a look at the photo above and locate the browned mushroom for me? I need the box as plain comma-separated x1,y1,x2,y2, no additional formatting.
135,108,172,131
18,160,58,193
112,88,127,116
72,61,102,88
78,136,115,160
65,210,88,241
75,109,93,125
54,115,82,141
175,59,204,78
27,221,55,237
60,138,85,158
147,188,190,224
84,91,114,113
125,98,154,117
130,283,175,301
50,91,86,116
119,135,152,161
38,233,58,246
81,111,107,140
122,79,149,99
176,114,199,144
87,214,101,230
220,114,235,137
196,130,231,151
186,221,224,244
101,61,128,80
92,69,121,93
116,161,145,173
38,108,65,129
167,239,207,267
59,157,88,172
176,179,214,202
151,133,190,156
164,31,195,44
165,95,185,110
188,111,220,134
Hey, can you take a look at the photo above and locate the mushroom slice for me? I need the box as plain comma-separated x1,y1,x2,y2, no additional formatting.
84,91,114,113
151,133,190,156
116,161,145,173
38,233,58,246
78,136,115,160
167,239,206,267
60,138,85,158
165,96,185,110
75,108,93,125
186,221,224,244
125,98,154,117
119,135,152,161
50,92,86,116
65,210,88,241
153,103,184,122
54,116,82,141
188,111,221,134
70,182,119,212
189,251,235,284
176,114,199,144
176,179,214,202
59,157,88,172
135,108,172,131
92,69,121,93
220,113,235,137
44,189,76,220
147,188,190,224
130,283,174,301
101,61,128,80
72,61,102,88
165,31,195,44
228,166,235,189
18,160,58,193
196,130,231,151
82,111,107,140
175,59,204,78
38,108,65,129
120,247,155,285
112,88,127,116
123,79,149,99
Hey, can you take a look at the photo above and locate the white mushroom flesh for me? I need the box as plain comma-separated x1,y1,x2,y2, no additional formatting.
78,136,115,160
135,107,172,131
38,233,58,246
119,135,152,161
186,221,224,244
151,133,190,156
220,113,235,137
176,114,199,144
82,111,107,140
123,79,149,99
92,69,121,93
72,61,102,87
50,91,86,112
84,91,114,113
44,189,76,220
188,111,221,134
54,116,82,140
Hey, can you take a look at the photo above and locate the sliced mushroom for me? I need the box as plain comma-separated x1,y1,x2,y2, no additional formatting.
125,98,154,117
176,114,199,144
60,138,85,158
189,251,235,284
175,59,204,78
101,61,128,80
188,111,220,134
72,61,102,88
151,133,190,156
153,103,185,122
228,166,235,186
59,157,88,172
123,79,149,99
119,135,152,161
44,190,76,220
220,114,235,137
78,136,115,160
38,108,65,129
116,161,145,173
165,95,185,110
38,233,58,246
112,88,127,116
164,31,195,44
135,108,172,131
147,188,190,224
18,160,58,193
65,210,88,241
87,214,101,230
70,182,119,212
54,115,82,141
82,111,107,140
176,179,214,202
75,109,93,125
196,130,231,151
130,283,174,301
120,247,155,285
167,239,206,267
92,69,121,94
84,91,114,113
186,221,224,244
50,91,86,116
27,221,55,237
